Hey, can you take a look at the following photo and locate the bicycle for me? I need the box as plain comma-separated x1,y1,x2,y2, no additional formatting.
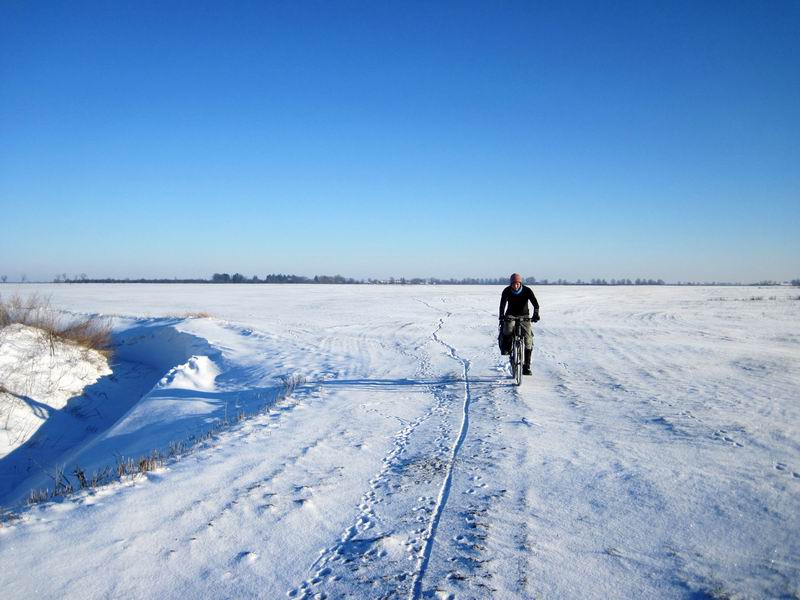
500,316,533,386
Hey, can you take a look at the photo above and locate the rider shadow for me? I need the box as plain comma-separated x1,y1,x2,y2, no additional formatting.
3,392,54,420
313,376,506,392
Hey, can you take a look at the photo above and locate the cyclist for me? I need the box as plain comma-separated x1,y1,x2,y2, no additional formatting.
499,273,540,375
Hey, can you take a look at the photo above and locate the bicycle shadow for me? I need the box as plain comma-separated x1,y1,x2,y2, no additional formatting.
310,375,512,392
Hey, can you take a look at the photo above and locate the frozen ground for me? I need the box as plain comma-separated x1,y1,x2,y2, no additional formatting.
0,284,798,599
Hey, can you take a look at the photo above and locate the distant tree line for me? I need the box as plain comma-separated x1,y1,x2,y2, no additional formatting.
211,273,360,284
55,276,208,283
38,273,800,285
188,274,673,285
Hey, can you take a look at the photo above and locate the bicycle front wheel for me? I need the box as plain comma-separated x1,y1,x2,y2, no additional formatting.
513,336,523,386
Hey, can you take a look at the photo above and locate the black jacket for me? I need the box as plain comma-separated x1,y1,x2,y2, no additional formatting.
499,285,539,317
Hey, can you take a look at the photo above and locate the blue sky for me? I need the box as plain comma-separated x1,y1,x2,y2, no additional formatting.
1,0,798,282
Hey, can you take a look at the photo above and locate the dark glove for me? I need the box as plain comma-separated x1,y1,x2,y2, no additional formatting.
532,311,540,323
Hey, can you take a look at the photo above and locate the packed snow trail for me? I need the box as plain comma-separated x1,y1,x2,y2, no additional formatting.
0,284,798,599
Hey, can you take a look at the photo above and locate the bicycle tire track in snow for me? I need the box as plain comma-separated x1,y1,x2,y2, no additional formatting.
286,302,478,599
287,312,461,598
286,399,446,598
409,306,473,600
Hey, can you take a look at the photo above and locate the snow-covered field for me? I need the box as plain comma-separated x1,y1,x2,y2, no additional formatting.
0,284,798,599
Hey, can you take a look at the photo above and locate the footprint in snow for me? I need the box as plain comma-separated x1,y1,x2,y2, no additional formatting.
235,551,258,564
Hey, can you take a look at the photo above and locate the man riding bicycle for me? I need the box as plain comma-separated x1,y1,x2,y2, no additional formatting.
499,273,540,376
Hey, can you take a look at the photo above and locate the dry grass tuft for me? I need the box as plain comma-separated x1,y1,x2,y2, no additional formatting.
0,293,112,357
59,319,113,357
278,373,305,397
0,506,21,528
183,311,211,318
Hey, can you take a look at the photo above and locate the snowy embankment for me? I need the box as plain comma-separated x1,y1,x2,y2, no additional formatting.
0,284,798,599
0,315,301,507
0,323,111,459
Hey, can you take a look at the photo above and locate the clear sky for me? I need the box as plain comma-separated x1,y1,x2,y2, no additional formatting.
1,1,798,282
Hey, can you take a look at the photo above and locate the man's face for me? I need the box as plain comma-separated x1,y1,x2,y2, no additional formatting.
511,276,522,291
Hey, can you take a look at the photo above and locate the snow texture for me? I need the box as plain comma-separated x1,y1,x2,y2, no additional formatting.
0,284,798,599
